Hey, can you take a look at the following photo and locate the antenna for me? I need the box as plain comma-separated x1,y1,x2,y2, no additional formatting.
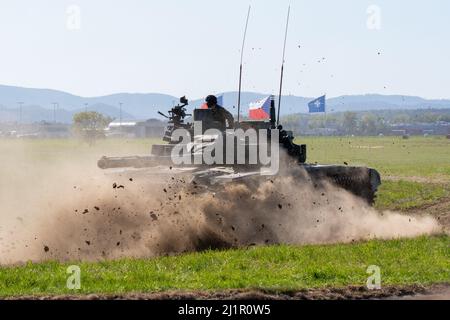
237,5,251,123
276,6,291,126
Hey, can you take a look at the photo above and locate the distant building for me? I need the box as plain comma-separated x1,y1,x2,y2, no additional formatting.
388,122,450,136
106,119,166,138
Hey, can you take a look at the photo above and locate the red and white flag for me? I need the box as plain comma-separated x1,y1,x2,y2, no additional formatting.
249,96,271,120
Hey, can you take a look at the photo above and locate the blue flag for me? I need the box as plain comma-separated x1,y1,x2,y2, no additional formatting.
308,95,326,113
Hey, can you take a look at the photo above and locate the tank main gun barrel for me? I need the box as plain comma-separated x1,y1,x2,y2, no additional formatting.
97,155,166,169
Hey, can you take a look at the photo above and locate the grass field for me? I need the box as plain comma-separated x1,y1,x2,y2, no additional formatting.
0,136,449,297
376,180,450,211
301,136,450,179
1,135,449,179
2,135,449,210
0,236,448,297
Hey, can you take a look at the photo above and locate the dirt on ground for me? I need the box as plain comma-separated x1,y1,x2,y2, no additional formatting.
0,143,449,300
5,284,449,300
0,165,443,264
405,197,450,232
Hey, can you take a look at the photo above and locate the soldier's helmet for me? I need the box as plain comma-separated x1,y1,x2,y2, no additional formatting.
205,95,218,106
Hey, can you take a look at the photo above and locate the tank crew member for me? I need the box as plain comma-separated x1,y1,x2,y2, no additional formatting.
205,95,235,128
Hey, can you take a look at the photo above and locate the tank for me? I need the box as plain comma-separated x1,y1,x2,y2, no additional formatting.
98,96,381,204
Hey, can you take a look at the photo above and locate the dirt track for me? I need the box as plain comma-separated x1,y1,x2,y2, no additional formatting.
5,284,449,300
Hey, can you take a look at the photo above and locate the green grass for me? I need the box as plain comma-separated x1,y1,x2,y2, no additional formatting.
375,181,450,211
1,137,449,295
298,136,450,179
294,136,450,210
1,136,449,212
1,136,450,179
0,235,448,297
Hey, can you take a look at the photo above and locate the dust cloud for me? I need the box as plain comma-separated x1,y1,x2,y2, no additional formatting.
0,142,442,265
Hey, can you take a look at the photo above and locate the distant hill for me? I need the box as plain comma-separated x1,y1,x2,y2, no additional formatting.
0,84,449,123
0,103,134,123
0,85,174,123
326,94,450,113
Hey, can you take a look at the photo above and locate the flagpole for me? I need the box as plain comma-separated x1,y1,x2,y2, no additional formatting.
324,93,327,135
277,6,291,127
323,93,327,161
323,93,326,133
237,5,251,124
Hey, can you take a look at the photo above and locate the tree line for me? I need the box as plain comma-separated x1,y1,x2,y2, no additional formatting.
282,109,450,135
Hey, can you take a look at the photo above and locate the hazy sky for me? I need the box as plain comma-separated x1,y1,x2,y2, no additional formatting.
0,0,449,99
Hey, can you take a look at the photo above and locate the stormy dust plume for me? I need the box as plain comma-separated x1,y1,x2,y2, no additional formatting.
0,145,442,264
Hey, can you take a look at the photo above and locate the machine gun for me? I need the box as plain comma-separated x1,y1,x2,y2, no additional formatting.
158,96,192,142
